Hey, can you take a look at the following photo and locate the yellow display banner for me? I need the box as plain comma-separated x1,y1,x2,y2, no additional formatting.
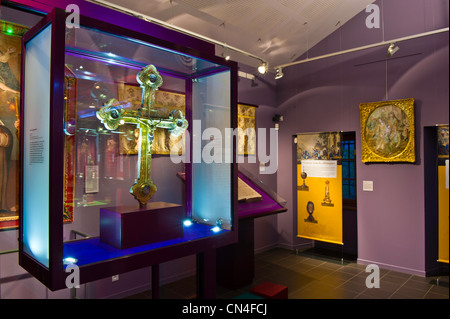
297,164,343,244
438,163,449,263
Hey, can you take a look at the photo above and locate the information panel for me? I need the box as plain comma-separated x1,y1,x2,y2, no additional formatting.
22,24,52,268
296,132,343,245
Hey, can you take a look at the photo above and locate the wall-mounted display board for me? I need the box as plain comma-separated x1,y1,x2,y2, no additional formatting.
437,125,449,263
296,132,343,245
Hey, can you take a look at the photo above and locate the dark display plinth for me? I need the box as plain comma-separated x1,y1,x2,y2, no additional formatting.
100,202,184,249
217,171,287,290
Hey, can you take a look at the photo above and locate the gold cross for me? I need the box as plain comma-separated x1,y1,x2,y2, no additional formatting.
97,65,188,207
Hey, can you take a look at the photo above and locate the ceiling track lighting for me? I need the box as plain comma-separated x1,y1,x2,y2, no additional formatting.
275,67,284,80
258,62,268,75
88,1,446,80
274,28,449,71
387,43,399,57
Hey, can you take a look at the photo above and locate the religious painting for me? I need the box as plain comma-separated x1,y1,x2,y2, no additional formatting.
360,98,415,163
63,66,77,223
0,21,28,230
237,103,257,155
296,131,342,162
118,84,185,155
437,125,449,158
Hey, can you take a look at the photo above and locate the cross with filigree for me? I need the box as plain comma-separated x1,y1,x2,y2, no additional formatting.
97,64,188,208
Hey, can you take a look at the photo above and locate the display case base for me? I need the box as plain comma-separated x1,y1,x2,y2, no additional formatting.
100,202,184,249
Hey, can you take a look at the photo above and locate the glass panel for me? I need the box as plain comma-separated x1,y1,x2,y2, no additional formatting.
342,161,349,179
61,25,233,266
192,71,232,230
349,142,355,159
342,180,349,199
22,24,52,268
350,180,356,199
350,162,356,179
68,26,219,78
342,142,349,159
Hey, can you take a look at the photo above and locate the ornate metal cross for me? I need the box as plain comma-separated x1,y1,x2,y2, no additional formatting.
97,64,188,208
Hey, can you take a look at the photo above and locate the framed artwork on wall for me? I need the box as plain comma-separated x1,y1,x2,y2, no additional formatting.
237,103,257,155
0,21,29,230
360,98,416,163
62,66,77,223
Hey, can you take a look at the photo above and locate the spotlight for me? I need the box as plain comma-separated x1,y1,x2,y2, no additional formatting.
272,114,284,131
211,218,223,233
387,43,399,57
275,68,284,80
183,219,193,227
272,114,284,122
221,51,230,61
211,226,221,233
63,257,78,265
258,62,268,74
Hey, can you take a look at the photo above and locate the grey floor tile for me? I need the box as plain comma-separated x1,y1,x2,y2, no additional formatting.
123,247,447,300
423,291,449,299
389,286,428,299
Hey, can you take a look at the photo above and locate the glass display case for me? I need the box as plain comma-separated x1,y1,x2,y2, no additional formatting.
19,8,237,291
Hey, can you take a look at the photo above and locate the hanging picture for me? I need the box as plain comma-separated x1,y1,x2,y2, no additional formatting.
237,103,257,155
360,98,415,163
118,84,186,155
0,21,28,230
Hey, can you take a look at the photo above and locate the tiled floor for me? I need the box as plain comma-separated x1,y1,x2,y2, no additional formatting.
127,247,449,299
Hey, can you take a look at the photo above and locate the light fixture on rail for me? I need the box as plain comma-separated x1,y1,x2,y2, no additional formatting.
387,43,399,57
258,62,268,74
275,67,284,79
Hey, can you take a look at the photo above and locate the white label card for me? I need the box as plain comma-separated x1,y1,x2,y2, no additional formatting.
301,160,337,178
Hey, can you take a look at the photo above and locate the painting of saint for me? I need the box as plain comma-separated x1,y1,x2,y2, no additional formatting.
0,21,28,229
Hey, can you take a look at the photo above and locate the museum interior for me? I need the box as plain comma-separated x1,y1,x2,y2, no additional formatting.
0,0,448,302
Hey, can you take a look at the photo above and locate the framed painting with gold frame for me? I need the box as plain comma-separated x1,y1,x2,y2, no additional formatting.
63,66,77,223
0,21,29,230
360,98,415,163
117,84,185,155
238,103,257,155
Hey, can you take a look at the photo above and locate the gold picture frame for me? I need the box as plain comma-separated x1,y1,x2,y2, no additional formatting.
0,21,29,230
360,98,415,163
238,103,257,155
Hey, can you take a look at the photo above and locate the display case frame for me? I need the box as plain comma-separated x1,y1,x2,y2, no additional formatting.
19,8,238,291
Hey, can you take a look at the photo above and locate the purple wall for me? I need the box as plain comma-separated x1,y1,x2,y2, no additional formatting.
275,0,449,275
